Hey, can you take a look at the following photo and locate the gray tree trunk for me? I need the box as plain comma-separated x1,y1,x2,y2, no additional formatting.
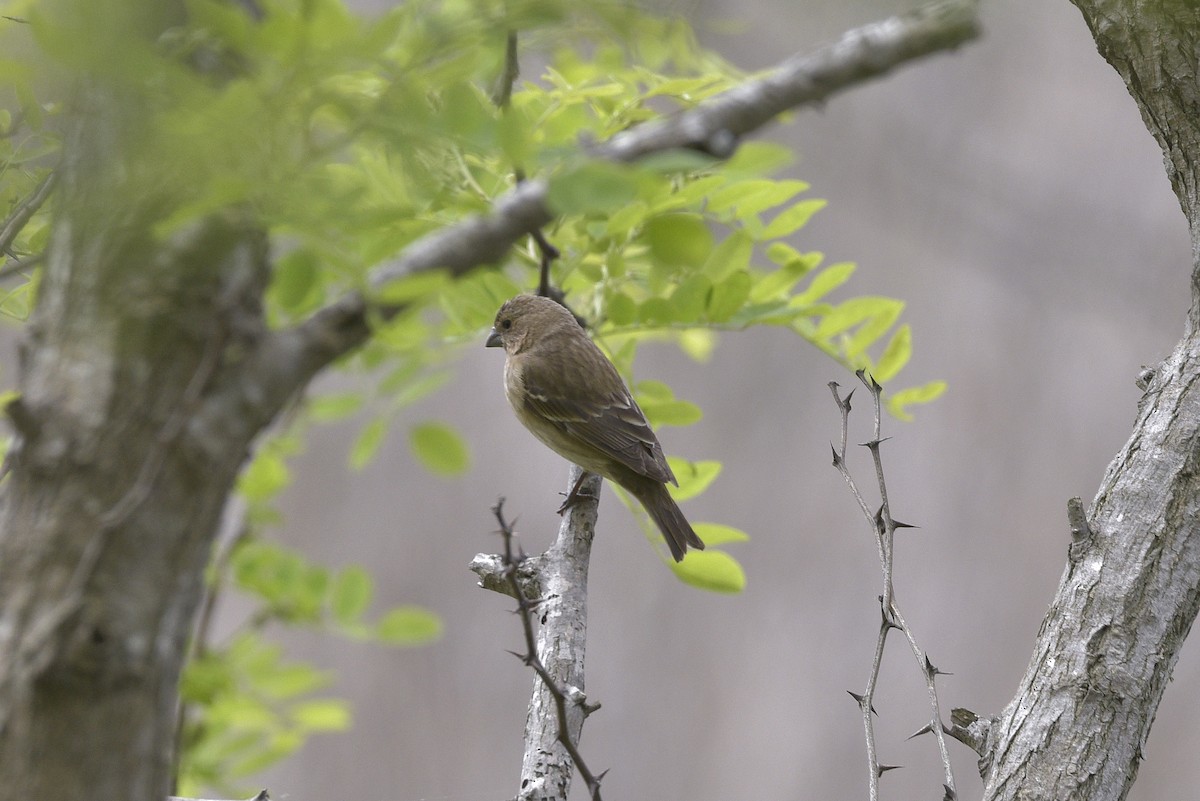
979,2,1200,799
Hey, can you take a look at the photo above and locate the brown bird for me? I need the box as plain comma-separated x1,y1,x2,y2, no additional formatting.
486,294,706,561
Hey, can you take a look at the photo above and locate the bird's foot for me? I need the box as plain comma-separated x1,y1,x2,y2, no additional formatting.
557,472,597,515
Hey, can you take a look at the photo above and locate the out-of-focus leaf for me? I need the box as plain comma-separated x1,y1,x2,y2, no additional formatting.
409,421,470,475
670,550,745,593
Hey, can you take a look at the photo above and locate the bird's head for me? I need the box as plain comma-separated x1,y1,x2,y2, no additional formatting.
485,294,579,354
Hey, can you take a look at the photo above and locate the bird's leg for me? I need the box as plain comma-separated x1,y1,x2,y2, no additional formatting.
557,470,597,515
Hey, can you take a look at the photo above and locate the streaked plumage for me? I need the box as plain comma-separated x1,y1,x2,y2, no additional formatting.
486,294,705,561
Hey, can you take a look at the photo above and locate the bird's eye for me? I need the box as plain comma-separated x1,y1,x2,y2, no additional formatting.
501,318,512,330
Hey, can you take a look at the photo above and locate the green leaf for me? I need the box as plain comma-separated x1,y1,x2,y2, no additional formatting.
677,328,716,362
254,663,331,701
409,421,470,475
817,296,898,342
349,416,389,471
635,149,721,174
669,274,712,322
377,606,443,644
707,271,751,322
667,458,721,501
640,213,713,268
636,379,702,427
702,230,753,282
722,141,794,175
887,380,947,422
308,392,363,422
671,550,745,593
271,249,320,313
238,451,291,503
873,324,912,383
291,700,351,731
760,198,826,239
547,162,640,215
330,566,373,625
793,261,856,307
606,291,637,325
374,269,451,305
844,298,904,358
692,522,750,546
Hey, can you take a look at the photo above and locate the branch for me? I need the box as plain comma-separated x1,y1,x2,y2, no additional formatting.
471,467,604,801
0,170,55,257
830,371,957,800
268,0,980,391
168,792,268,801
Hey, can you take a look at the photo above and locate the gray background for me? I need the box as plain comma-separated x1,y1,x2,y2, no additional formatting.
238,0,1196,798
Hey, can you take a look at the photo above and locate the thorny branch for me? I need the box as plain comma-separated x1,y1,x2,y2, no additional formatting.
830,370,956,801
492,499,603,801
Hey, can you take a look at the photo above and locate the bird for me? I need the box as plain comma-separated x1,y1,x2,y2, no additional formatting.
485,294,706,561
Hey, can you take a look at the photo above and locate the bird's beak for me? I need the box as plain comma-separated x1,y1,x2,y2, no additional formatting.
485,328,503,348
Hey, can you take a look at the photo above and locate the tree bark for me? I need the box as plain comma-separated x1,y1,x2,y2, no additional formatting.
979,3,1200,799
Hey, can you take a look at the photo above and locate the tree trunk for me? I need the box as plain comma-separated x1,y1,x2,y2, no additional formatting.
980,3,1200,799
0,75,295,801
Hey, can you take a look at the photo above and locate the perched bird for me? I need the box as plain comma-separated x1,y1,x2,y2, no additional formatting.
486,294,706,561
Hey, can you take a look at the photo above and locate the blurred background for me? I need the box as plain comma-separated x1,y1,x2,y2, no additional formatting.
232,0,1195,798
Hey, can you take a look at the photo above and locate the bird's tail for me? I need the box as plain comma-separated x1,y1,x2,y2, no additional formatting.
634,482,706,562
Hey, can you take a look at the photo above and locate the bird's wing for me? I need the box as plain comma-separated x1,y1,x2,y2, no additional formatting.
520,348,677,485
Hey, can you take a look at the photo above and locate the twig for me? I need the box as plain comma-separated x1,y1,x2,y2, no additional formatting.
492,498,603,801
490,28,567,310
0,170,56,257
490,30,519,109
829,370,957,800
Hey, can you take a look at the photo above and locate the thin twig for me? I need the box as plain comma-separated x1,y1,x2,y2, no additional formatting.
829,370,957,800
490,30,519,108
492,499,603,801
0,170,56,257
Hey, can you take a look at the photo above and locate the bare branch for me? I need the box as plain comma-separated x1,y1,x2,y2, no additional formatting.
489,497,604,801
596,0,979,162
830,371,957,799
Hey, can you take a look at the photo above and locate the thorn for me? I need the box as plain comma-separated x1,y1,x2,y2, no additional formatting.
943,784,957,801
891,518,918,530
831,444,843,467
908,723,934,740
877,763,902,776
596,768,611,781
925,654,952,677
846,690,878,715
